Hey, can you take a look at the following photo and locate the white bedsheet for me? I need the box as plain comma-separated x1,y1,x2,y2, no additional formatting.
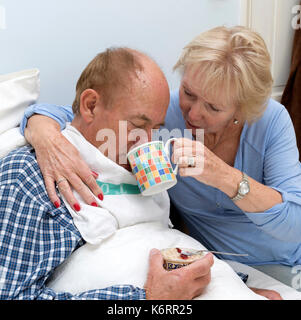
225,260,301,300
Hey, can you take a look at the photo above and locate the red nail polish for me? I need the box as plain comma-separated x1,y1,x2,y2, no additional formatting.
73,203,81,211
92,171,99,178
91,202,98,207
98,193,104,201
54,201,60,208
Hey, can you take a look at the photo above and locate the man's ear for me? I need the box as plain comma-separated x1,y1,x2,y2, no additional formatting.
79,89,102,123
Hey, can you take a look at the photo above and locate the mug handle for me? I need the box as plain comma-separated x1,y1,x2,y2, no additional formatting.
164,138,178,174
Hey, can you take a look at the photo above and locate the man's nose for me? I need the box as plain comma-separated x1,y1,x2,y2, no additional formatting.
146,128,152,142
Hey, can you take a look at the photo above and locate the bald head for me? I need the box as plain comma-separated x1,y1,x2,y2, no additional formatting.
72,47,169,114
128,48,168,84
122,49,170,110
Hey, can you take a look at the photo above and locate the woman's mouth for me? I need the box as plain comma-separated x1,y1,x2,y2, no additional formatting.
186,119,200,130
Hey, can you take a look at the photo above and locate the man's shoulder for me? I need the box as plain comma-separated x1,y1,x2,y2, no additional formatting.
0,145,41,186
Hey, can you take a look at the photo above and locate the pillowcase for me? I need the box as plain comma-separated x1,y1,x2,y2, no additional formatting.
0,127,27,159
0,69,40,135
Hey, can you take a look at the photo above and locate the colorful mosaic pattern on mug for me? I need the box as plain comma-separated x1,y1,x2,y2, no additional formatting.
129,143,176,193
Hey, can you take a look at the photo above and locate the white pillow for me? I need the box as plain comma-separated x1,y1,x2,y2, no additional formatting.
0,127,27,158
0,69,40,135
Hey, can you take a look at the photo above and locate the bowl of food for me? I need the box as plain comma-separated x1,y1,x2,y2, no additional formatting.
161,247,205,271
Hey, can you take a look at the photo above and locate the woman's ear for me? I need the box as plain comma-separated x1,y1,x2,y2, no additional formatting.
79,89,102,123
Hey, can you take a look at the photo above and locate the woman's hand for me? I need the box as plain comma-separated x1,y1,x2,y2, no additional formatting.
171,138,283,213
172,138,231,190
249,287,283,300
25,115,104,210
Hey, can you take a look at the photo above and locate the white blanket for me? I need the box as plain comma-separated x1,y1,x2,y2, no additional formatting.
48,222,265,300
47,124,264,299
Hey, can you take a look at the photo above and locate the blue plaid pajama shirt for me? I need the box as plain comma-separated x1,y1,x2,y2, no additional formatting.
0,146,146,300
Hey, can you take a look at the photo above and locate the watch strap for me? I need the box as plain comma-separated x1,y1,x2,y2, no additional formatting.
231,172,249,202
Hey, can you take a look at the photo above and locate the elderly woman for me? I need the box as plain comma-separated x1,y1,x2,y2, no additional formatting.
21,26,301,286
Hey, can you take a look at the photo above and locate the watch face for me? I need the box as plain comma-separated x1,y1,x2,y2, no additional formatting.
240,181,250,195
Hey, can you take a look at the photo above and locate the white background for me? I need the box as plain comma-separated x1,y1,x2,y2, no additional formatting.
0,0,240,105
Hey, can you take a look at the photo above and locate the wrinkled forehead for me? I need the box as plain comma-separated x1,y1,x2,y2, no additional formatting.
110,75,169,120
182,64,238,109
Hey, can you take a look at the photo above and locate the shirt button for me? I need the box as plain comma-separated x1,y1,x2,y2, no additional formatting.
216,202,221,208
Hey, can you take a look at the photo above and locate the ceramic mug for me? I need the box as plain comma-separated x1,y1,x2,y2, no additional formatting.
127,138,178,196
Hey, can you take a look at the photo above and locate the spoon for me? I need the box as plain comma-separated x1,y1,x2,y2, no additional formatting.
180,249,249,257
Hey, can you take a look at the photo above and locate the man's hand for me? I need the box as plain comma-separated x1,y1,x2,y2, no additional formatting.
144,249,214,300
25,114,104,210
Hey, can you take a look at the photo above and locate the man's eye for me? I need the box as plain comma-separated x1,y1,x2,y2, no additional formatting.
130,122,144,129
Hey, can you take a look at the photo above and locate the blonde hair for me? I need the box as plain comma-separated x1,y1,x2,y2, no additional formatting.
174,26,273,123
72,47,143,114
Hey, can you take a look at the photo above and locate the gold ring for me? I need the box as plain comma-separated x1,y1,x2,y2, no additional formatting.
56,178,67,185
187,157,196,167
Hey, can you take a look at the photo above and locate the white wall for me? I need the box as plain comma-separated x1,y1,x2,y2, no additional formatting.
0,0,240,105
240,0,300,101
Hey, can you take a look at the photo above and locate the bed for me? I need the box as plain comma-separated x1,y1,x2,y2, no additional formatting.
1,69,301,300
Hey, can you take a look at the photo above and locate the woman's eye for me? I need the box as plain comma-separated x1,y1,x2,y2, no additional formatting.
184,89,193,97
205,103,219,112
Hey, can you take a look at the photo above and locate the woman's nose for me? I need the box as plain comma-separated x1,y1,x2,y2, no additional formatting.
188,102,203,122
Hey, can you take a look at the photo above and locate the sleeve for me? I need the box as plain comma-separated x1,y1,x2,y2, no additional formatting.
37,285,146,300
0,152,146,301
19,103,74,135
244,107,301,243
0,182,145,300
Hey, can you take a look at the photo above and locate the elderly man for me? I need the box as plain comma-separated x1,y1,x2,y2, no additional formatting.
0,47,213,300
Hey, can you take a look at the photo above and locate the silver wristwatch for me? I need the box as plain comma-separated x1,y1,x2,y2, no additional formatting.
231,172,250,202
